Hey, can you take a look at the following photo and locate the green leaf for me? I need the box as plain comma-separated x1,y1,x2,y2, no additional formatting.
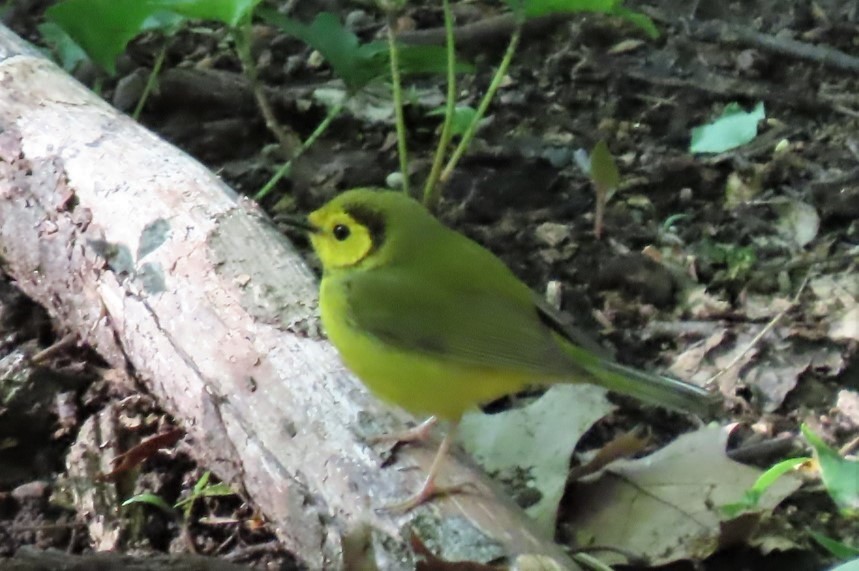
162,0,262,27
698,241,757,281
394,44,473,76
589,139,619,191
610,6,659,38
175,471,234,509
723,246,756,280
505,0,618,17
503,0,657,38
746,457,810,503
690,101,766,154
46,0,181,74
142,10,187,36
198,483,235,498
193,470,211,494
37,22,89,72
259,10,365,89
428,105,477,137
122,493,176,515
809,531,859,560
259,9,470,92
722,457,809,516
802,424,859,514
356,41,472,82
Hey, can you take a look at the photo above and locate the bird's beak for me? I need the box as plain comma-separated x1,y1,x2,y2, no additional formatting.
281,216,320,234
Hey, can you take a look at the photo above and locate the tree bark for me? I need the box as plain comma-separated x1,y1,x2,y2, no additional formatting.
0,25,578,570
5,547,252,571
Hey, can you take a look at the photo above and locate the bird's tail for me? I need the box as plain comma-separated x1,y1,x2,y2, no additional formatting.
563,344,719,417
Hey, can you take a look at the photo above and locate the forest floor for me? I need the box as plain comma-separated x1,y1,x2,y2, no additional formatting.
1,0,858,569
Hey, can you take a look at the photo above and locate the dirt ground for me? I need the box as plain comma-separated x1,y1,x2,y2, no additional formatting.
1,0,858,569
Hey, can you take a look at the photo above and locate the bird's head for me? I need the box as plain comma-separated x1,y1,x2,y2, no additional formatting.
292,188,430,272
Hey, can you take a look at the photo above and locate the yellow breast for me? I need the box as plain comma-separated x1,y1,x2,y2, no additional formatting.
319,277,532,420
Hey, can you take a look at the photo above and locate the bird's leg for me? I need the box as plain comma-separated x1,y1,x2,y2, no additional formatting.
367,416,438,445
383,420,467,512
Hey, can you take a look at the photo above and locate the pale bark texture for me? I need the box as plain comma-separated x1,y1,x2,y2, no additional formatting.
0,26,578,570
5,547,253,571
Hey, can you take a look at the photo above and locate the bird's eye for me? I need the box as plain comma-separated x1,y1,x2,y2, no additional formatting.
333,224,351,241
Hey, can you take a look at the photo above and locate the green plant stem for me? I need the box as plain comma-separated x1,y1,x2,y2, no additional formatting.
132,42,167,121
386,13,410,195
255,100,346,201
422,0,456,209
440,25,521,184
233,22,301,160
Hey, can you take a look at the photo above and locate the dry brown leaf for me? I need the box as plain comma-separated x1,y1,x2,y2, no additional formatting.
567,424,801,566
669,324,843,412
569,426,650,481
99,428,183,481
836,390,859,427
809,273,858,342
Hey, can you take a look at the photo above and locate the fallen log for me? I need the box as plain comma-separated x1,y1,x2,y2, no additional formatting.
0,25,578,569
5,546,252,571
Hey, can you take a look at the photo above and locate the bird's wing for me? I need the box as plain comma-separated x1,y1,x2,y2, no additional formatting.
532,294,612,357
339,268,578,376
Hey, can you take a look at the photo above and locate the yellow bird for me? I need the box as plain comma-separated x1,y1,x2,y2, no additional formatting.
294,188,716,509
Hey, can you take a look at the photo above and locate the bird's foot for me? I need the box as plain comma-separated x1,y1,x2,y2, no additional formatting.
367,416,438,445
378,477,473,513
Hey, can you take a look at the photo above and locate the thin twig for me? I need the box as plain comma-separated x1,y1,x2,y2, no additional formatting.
706,274,810,385
690,19,859,75
397,12,563,47
31,332,77,363
760,251,859,273
839,433,859,457
572,545,648,567
233,23,301,160
224,540,285,562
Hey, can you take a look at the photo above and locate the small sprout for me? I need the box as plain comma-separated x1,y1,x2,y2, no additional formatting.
721,456,810,517
802,424,859,515
587,139,620,240
122,470,235,521
697,241,757,282
661,213,689,233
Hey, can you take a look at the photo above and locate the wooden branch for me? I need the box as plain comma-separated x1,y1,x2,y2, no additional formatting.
5,547,251,571
398,13,564,46
688,19,859,75
0,26,578,570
